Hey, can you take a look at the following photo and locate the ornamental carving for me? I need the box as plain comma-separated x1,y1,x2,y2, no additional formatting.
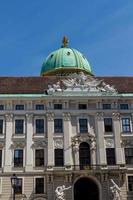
122,139,133,147
54,139,63,149
96,112,103,120
26,113,33,122
62,113,71,121
46,112,54,121
46,72,117,95
112,113,120,120
11,139,26,148
32,139,47,148
105,139,114,148
5,113,13,122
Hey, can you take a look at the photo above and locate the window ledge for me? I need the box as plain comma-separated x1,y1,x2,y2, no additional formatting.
12,134,25,138
12,167,25,172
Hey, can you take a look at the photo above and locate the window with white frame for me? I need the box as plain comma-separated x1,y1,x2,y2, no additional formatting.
79,118,88,133
54,149,64,166
54,119,63,133
125,148,133,165
104,118,113,132
78,104,87,109
14,149,23,167
35,149,44,167
0,105,4,110
0,120,3,134
15,119,24,134
128,176,133,191
121,118,131,133
35,119,44,134
54,104,62,109
35,178,44,194
103,104,111,109
35,104,44,110
15,178,22,194
15,104,24,110
120,104,129,110
106,148,116,165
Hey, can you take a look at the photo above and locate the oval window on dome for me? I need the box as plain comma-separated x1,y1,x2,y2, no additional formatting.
67,52,71,56
51,54,54,58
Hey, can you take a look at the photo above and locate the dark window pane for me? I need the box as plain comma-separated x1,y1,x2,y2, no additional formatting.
122,118,131,132
0,120,3,134
54,119,63,133
15,105,24,110
106,148,116,165
55,149,64,166
36,119,44,133
128,176,133,191
103,104,111,109
79,119,88,133
15,120,24,134
35,104,44,110
35,149,44,167
35,178,44,194
120,104,128,110
78,104,87,109
54,104,62,109
14,149,23,167
15,178,22,194
79,142,90,169
104,118,113,132
125,148,133,165
0,105,4,110
0,150,2,168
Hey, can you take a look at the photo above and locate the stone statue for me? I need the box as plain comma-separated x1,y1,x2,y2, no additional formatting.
55,185,71,200
110,179,121,200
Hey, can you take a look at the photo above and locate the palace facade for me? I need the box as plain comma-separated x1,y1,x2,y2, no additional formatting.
0,37,133,200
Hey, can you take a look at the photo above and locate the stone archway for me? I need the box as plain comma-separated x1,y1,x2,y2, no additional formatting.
74,177,99,200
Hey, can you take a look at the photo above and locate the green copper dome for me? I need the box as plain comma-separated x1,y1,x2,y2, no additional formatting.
41,37,92,76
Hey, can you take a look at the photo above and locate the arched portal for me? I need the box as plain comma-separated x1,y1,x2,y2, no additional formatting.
74,177,99,200
79,142,90,169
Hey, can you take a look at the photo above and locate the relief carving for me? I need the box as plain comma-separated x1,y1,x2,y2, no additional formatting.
62,113,71,121
5,113,13,122
54,139,63,149
105,139,114,148
46,112,54,121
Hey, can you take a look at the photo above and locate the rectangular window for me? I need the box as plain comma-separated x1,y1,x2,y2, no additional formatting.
15,178,22,194
120,104,128,110
0,150,2,168
35,104,44,110
125,148,133,165
0,105,4,110
128,176,133,191
54,149,64,166
0,120,3,134
36,119,44,133
35,149,44,167
35,178,44,194
15,104,24,110
104,118,113,132
78,104,87,109
15,119,24,134
103,104,111,109
54,104,62,109
54,119,63,133
14,149,23,167
106,148,116,165
79,119,88,133
122,118,131,132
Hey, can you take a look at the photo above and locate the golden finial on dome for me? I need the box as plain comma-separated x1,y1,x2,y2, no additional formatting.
62,36,69,47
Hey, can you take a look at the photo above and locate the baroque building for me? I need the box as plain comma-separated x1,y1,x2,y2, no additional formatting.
0,37,133,200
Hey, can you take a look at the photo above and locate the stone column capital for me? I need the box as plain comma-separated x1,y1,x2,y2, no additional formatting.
5,113,13,122
96,112,104,120
46,112,54,121
62,112,71,121
26,113,33,122
112,112,120,120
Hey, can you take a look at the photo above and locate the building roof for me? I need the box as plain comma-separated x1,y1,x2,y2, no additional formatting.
41,37,92,76
0,76,132,94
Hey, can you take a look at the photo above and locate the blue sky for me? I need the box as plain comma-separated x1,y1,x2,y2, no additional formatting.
0,0,133,76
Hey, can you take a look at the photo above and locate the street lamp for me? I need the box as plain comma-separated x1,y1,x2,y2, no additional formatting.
11,173,18,200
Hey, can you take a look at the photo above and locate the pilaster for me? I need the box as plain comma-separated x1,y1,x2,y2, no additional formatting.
46,112,54,169
112,113,124,164
4,113,13,172
95,112,106,165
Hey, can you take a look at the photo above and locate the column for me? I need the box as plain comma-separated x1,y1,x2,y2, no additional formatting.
113,113,124,164
95,112,106,165
4,113,13,172
72,138,79,170
63,113,72,168
25,113,33,171
47,113,54,169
